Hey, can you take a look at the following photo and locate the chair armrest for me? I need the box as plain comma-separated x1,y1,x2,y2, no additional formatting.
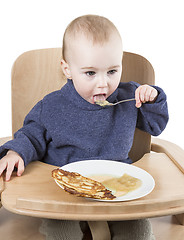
0,136,12,194
151,137,184,174
0,136,12,146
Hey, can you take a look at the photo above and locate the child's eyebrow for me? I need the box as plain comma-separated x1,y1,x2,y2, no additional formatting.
81,67,96,70
108,65,121,69
81,65,120,70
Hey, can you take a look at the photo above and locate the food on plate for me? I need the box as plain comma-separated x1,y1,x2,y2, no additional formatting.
91,173,142,197
52,168,116,200
102,173,142,197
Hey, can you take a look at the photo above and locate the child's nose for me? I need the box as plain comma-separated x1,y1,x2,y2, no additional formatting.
97,76,108,88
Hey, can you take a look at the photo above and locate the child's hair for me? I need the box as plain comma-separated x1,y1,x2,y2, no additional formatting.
62,14,121,61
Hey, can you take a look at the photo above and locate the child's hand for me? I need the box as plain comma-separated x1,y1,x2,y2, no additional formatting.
135,84,158,108
0,150,25,181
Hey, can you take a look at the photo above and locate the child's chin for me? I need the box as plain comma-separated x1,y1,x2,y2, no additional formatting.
85,98,94,104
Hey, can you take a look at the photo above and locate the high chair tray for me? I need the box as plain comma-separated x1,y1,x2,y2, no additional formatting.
1,152,184,221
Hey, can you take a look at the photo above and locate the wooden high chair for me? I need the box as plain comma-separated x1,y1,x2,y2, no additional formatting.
0,48,184,240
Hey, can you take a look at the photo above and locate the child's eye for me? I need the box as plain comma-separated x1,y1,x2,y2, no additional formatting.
107,69,117,75
85,71,96,76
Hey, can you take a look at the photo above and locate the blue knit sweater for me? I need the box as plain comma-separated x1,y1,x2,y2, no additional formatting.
0,79,168,166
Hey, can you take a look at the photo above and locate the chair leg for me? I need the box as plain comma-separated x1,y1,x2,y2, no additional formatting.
174,214,184,225
87,221,111,240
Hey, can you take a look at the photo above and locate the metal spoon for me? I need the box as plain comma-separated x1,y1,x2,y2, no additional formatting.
95,98,135,107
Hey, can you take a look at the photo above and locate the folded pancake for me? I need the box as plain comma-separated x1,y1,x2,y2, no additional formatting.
52,168,116,200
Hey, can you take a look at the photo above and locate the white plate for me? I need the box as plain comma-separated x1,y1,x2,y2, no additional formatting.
56,159,155,202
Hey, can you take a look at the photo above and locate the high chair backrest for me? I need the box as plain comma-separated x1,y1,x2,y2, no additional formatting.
11,48,155,162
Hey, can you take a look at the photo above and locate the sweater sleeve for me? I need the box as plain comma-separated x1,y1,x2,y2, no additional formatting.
133,82,169,136
0,101,48,166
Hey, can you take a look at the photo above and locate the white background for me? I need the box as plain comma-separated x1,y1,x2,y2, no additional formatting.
0,0,184,149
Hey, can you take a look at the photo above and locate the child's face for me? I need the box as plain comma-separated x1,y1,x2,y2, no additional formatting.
61,34,123,104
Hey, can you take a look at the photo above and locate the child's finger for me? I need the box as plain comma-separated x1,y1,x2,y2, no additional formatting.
139,85,151,103
139,86,146,103
149,88,158,102
135,88,142,108
144,87,152,102
0,160,7,176
5,161,15,181
135,87,139,100
17,160,25,177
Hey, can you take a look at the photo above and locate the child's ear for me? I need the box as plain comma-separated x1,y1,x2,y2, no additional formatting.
61,59,72,79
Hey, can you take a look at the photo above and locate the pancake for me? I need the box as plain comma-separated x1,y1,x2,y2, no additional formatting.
52,168,116,200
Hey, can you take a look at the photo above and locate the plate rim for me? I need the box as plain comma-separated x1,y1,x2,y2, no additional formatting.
56,159,155,202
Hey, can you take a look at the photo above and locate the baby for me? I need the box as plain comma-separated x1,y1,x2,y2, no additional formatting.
0,15,168,240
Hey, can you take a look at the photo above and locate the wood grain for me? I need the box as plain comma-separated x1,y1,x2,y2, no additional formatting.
151,137,184,173
1,153,184,221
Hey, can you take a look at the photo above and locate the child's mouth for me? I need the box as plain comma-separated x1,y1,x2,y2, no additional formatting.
93,94,106,104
